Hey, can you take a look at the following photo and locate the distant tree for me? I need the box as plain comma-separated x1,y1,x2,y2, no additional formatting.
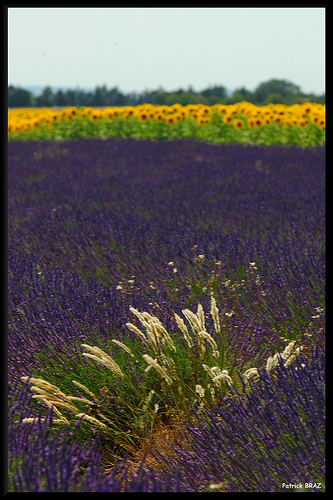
8,79,324,109
126,92,140,106
84,91,94,106
263,92,285,105
8,85,34,107
201,85,227,101
286,93,325,105
136,90,155,105
226,87,253,104
64,90,77,106
35,86,55,107
91,85,108,106
227,91,246,105
54,89,67,107
254,79,301,105
106,87,126,106
165,92,202,106
65,87,90,106
151,90,168,106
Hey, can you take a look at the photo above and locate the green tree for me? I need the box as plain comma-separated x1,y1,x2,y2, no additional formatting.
54,90,67,107
106,87,126,106
263,92,285,105
165,92,202,106
151,90,168,105
226,87,253,104
201,85,227,102
253,79,301,105
8,85,34,107
35,86,55,107
92,85,111,106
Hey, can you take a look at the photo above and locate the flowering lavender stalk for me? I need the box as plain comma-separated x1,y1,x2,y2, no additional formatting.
153,347,325,492
8,383,180,492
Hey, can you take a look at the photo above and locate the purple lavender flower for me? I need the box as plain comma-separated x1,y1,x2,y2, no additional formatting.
154,348,325,492
8,138,325,491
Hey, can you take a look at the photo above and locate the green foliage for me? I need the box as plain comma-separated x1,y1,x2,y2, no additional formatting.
8,114,325,147
8,85,34,107
8,79,325,108
254,79,301,105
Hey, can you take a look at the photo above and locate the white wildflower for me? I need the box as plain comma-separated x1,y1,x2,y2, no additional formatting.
153,321,176,351
182,308,202,335
174,313,193,348
126,322,149,347
22,417,66,424
209,384,216,401
197,303,205,331
21,377,67,399
81,344,124,377
202,364,216,378
129,307,147,324
112,339,134,355
209,482,225,490
72,380,96,398
75,413,107,428
212,370,233,386
266,353,280,373
198,330,219,358
243,367,260,382
144,390,155,406
281,340,296,360
284,355,296,367
210,294,220,333
142,354,173,385
195,384,205,398
31,396,80,414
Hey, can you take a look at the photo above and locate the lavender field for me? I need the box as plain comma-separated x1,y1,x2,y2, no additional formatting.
8,138,325,492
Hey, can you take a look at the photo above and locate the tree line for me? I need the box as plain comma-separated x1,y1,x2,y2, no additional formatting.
8,79,325,108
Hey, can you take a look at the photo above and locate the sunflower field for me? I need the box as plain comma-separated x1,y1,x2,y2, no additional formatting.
8,98,325,492
8,101,325,146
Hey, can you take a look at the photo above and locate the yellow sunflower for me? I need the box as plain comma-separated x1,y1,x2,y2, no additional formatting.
216,104,228,114
153,112,165,122
137,111,149,122
232,118,244,129
296,118,309,128
165,115,176,125
102,108,115,119
198,105,211,116
247,117,261,128
318,118,325,129
197,116,210,126
89,109,102,120
223,114,233,125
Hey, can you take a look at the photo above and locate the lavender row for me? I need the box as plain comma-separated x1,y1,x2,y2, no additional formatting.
8,139,325,277
8,138,325,491
8,348,324,492
8,139,325,377
8,382,177,492
154,347,325,492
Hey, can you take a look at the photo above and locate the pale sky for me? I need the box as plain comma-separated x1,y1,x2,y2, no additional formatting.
8,7,326,95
